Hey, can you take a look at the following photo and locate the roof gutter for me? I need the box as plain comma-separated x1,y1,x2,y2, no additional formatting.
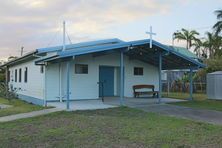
0,50,38,68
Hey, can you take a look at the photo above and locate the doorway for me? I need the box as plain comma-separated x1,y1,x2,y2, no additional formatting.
99,66,115,97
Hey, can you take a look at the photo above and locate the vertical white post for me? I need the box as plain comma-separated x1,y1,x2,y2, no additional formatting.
59,21,65,102
62,21,70,110
158,53,162,103
5,66,9,98
167,70,170,96
66,61,70,110
43,64,47,106
120,50,124,105
189,68,193,100
59,63,62,102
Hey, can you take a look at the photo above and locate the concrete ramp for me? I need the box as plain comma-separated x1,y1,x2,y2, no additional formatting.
47,100,116,111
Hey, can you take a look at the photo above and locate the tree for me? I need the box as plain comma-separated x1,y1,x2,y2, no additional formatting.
7,56,17,61
213,9,222,35
203,32,222,58
174,28,200,50
192,39,203,58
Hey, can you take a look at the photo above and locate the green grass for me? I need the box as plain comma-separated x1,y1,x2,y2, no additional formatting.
1,107,222,147
164,92,222,111
0,97,48,117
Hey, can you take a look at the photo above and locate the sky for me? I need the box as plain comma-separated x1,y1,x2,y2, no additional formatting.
0,0,221,60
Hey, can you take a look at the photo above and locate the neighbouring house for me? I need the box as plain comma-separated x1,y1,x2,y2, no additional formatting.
0,38,205,106
162,46,203,92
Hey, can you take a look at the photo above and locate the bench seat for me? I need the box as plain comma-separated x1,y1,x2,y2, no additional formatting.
133,85,159,98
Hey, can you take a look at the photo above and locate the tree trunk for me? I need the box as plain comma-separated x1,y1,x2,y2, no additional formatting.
186,39,189,49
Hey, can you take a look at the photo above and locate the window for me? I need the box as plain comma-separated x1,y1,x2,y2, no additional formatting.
24,67,28,83
134,67,143,76
15,69,17,82
19,68,22,82
40,65,44,73
75,64,88,74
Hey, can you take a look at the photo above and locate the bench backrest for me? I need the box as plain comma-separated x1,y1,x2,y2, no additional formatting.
133,85,155,91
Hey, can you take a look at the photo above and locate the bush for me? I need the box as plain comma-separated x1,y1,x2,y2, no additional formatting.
0,83,17,101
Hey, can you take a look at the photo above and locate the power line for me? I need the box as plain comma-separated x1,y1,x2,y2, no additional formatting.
191,26,212,30
45,22,74,47
46,28,61,47
180,26,212,31
66,30,73,44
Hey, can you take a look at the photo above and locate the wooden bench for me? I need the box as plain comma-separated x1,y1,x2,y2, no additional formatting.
133,85,158,98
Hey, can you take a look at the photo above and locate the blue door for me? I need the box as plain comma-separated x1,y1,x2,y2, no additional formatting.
99,66,114,97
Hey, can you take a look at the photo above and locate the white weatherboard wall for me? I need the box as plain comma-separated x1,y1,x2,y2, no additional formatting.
207,71,222,100
46,52,159,101
45,63,60,101
8,59,44,102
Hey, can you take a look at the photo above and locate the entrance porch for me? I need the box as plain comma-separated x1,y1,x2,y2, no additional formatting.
47,97,185,110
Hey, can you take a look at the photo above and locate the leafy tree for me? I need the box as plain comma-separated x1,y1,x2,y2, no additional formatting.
205,56,222,73
7,56,17,61
192,39,204,58
213,9,222,35
174,28,200,49
203,32,222,58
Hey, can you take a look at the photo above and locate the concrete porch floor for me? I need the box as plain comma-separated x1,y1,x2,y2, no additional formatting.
104,97,186,107
47,100,116,111
47,97,185,111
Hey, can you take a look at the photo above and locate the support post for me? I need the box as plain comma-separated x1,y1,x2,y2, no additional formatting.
59,63,62,102
167,70,170,96
66,61,70,110
189,68,193,100
43,64,47,106
120,50,124,105
158,53,162,103
5,66,9,98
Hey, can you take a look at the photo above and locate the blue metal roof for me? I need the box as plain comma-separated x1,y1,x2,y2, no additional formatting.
37,38,123,54
58,39,170,57
35,38,205,69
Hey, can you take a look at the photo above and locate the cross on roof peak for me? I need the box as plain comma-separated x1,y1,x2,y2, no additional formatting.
146,26,156,48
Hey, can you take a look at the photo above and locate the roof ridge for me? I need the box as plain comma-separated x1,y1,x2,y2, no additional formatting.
37,38,123,54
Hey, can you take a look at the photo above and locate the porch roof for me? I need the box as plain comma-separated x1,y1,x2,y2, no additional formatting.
35,39,205,70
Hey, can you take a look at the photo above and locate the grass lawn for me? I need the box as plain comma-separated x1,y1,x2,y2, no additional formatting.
164,92,222,112
1,107,222,147
0,97,48,117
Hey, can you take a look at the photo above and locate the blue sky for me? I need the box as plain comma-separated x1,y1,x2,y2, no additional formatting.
0,0,221,60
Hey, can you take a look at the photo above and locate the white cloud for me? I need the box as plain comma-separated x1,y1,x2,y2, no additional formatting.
0,0,194,60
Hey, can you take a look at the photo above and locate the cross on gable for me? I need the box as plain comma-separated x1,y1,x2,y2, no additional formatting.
146,26,156,48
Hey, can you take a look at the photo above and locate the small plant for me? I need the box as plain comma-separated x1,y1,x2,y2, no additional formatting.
0,82,18,101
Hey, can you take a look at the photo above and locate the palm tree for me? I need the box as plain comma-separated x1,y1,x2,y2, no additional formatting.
174,28,200,50
203,32,222,58
213,9,222,35
192,39,203,58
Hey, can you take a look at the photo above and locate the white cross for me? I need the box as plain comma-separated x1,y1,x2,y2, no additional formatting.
146,26,156,48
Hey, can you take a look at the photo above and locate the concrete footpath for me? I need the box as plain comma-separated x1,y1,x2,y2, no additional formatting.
0,108,63,122
104,97,222,125
131,104,222,125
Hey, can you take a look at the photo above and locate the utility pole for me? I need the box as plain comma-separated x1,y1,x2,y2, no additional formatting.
63,21,66,51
